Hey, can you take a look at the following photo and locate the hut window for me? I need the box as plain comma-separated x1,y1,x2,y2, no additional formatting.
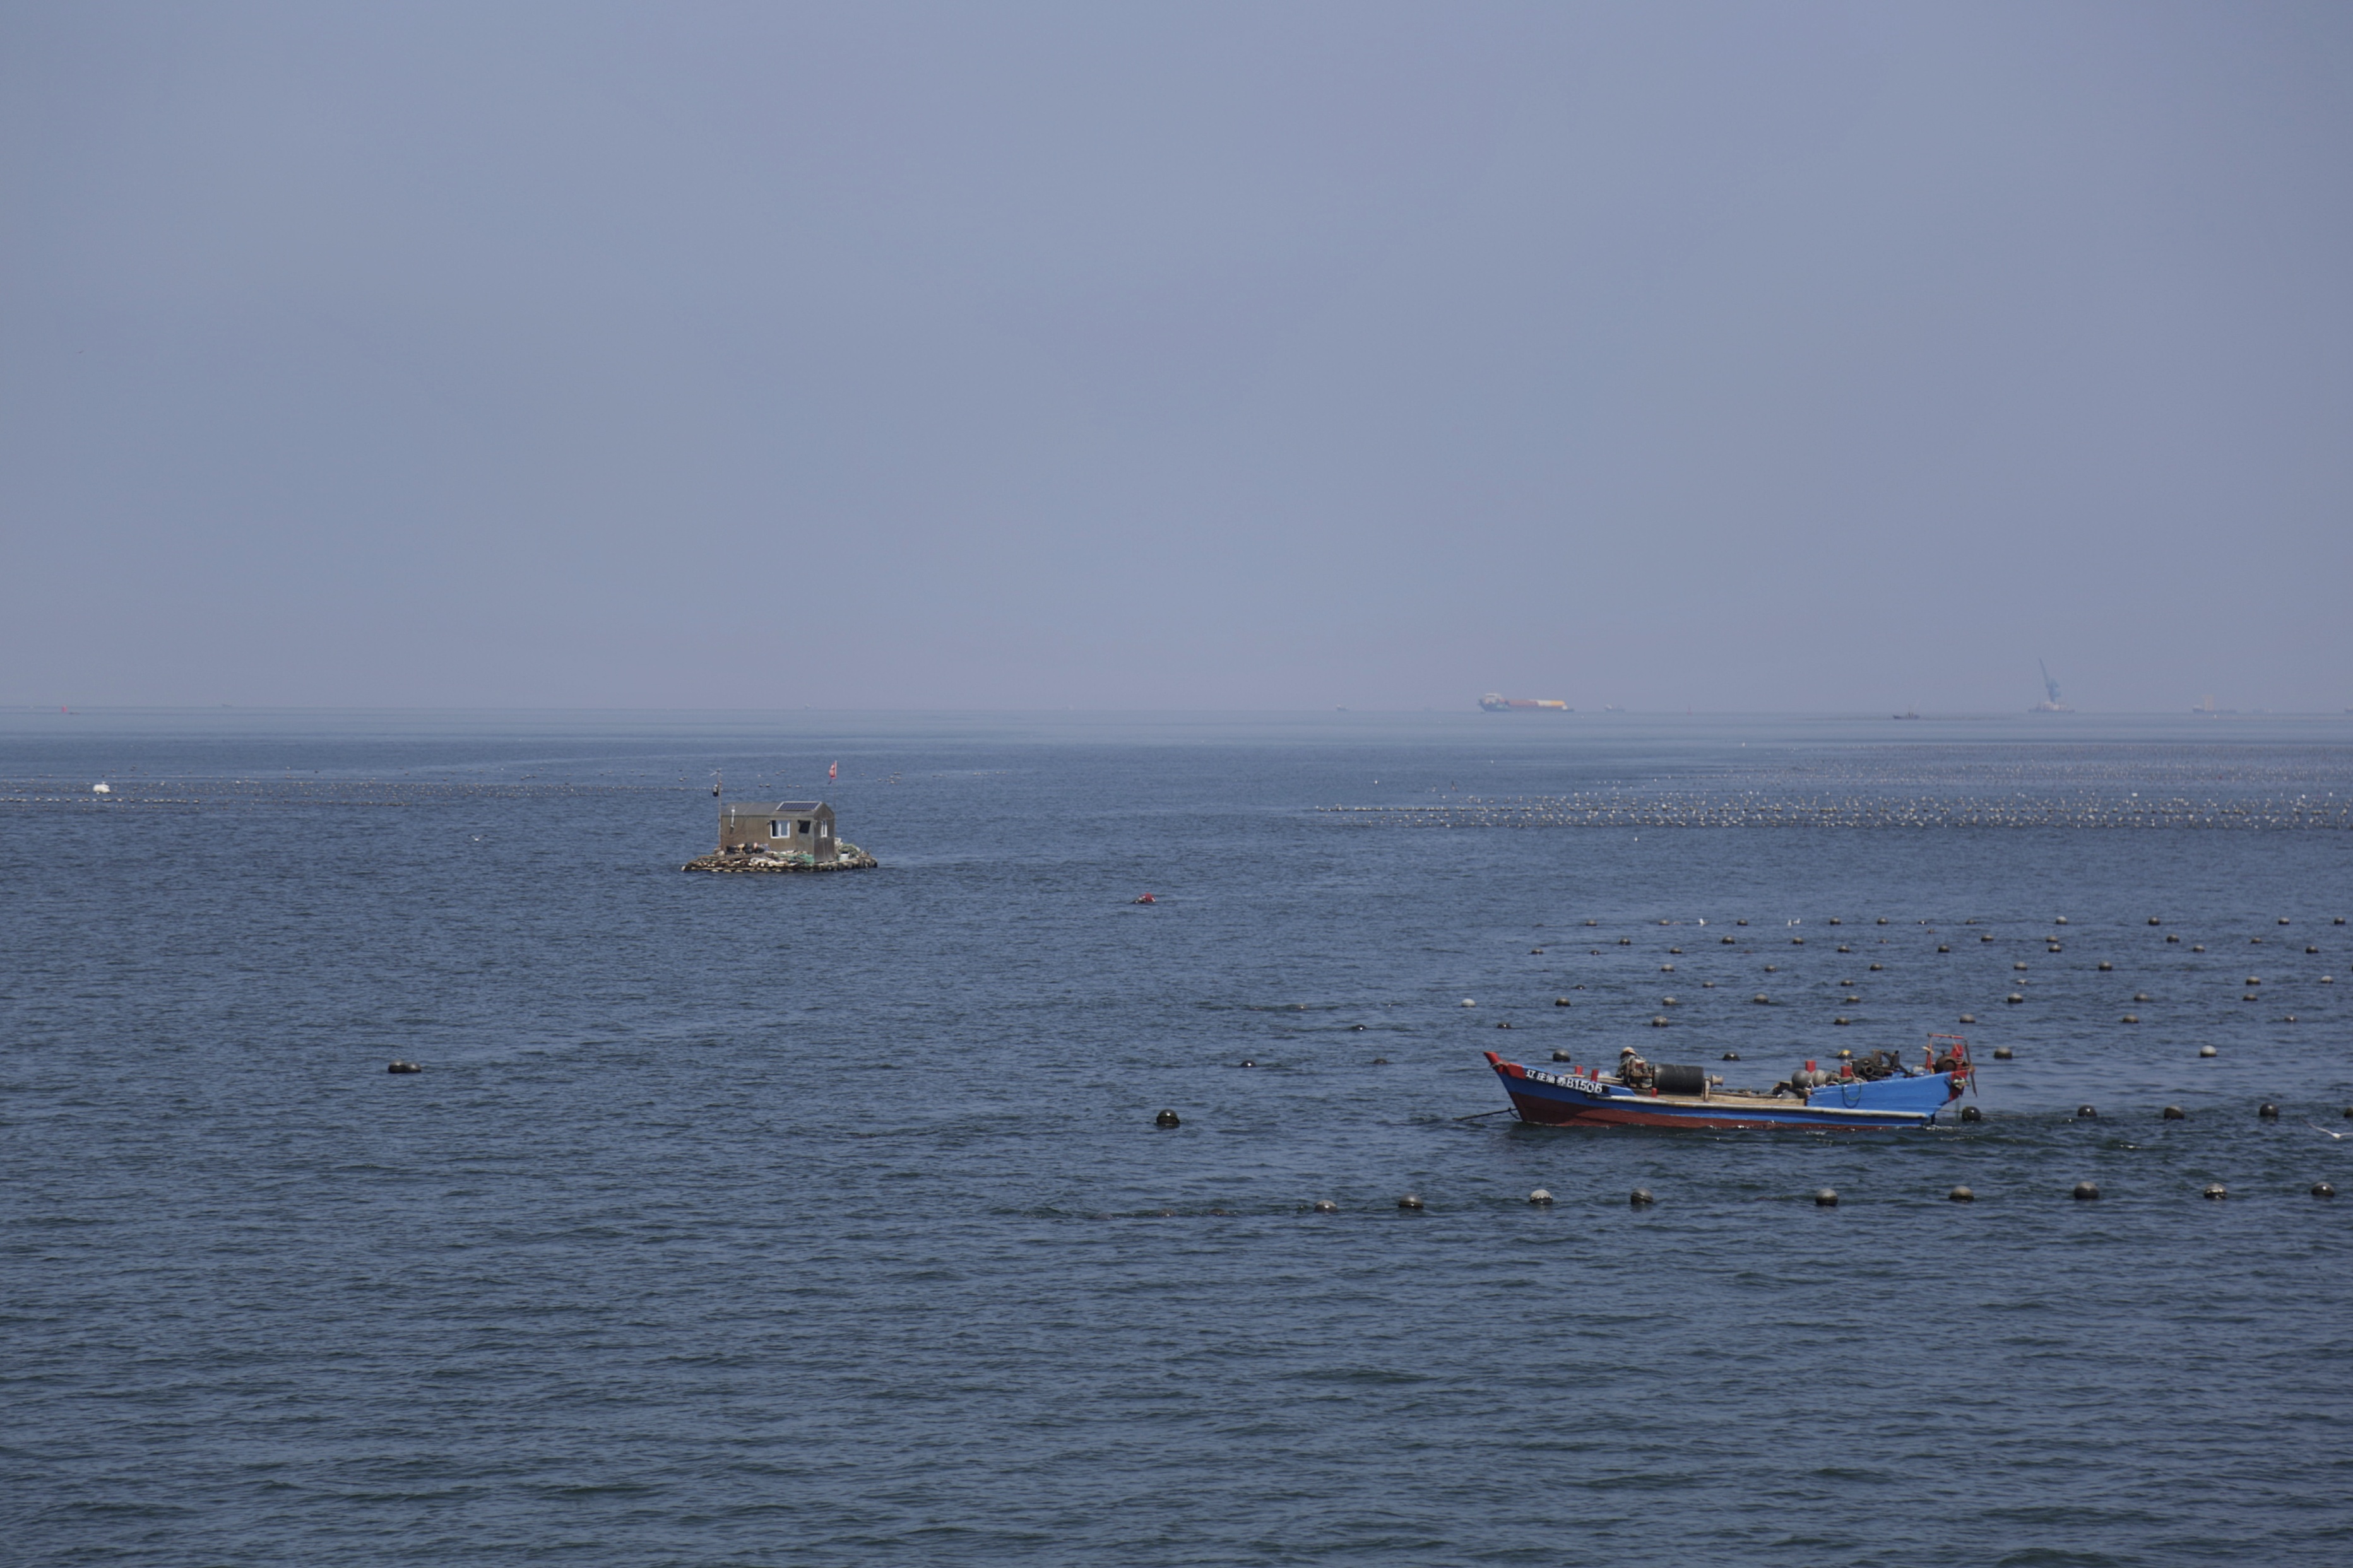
798,819,812,834
770,820,785,837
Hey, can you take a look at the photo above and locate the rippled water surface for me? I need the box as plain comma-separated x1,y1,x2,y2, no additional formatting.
6,710,2350,1565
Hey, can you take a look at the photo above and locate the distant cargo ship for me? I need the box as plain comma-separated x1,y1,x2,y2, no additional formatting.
1479,694,1570,712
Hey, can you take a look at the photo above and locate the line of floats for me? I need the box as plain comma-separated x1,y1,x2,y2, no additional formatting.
1095,1176,2339,1218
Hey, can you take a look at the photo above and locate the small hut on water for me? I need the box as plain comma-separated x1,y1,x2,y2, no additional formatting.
687,799,875,872
721,800,836,856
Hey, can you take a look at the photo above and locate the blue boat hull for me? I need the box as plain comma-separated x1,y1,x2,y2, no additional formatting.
1486,1052,1960,1130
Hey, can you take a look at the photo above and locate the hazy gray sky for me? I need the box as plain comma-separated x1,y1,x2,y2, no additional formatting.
4,2,2349,712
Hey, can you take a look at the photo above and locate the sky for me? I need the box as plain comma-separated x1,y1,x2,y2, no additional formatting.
3,1,2349,713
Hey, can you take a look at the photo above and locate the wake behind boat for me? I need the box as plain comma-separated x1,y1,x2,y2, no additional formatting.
1486,1037,1973,1130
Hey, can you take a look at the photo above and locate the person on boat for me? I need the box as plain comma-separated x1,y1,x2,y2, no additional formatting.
1616,1046,1655,1089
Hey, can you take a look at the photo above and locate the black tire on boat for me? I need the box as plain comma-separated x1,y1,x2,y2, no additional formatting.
1654,1063,1707,1096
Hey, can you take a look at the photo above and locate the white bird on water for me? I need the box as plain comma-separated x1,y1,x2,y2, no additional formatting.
92,781,110,794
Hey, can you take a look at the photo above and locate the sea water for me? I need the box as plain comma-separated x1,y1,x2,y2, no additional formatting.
4,710,2349,1565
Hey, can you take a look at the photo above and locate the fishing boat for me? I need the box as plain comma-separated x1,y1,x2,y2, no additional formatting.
1484,1037,1972,1130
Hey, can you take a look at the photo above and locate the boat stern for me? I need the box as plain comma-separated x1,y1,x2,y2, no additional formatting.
1803,1071,1960,1118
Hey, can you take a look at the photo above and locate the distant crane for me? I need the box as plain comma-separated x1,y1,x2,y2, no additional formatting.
2031,659,2073,713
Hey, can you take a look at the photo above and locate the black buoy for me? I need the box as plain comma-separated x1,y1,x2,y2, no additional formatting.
1349,1023,1368,1030
1372,1056,1389,1064
2149,917,2162,925
1938,944,1950,952
1959,1105,1983,1123
1960,1013,1976,1024
1240,1058,1257,1066
1552,1049,1573,1062
2258,1102,2280,1119
1814,1188,1839,1208
2076,1104,2099,1119
1721,1051,1740,1061
2006,993,2025,1005
2122,1015,2140,1024
1554,996,1572,1006
1154,1109,1181,1128
2316,1183,2337,1198
386,1060,422,1074
1629,1188,1655,1206
2199,1044,2218,1058
1992,1046,2012,1059
1495,1022,1512,1029
2073,1181,2101,1201
1528,1188,1554,1206
1397,1193,1425,1211
1949,1186,1975,1202
2202,1184,2227,1200
2098,961,2113,971
2162,1105,2186,1121
1312,1199,1337,1213
1753,993,1771,1005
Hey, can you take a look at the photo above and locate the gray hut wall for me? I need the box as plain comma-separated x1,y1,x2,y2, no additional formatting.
718,805,838,856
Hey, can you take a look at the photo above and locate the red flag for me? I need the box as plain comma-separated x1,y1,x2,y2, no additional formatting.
827,760,838,781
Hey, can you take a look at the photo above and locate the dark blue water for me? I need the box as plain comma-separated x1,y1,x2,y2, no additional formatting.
7,710,2350,1565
